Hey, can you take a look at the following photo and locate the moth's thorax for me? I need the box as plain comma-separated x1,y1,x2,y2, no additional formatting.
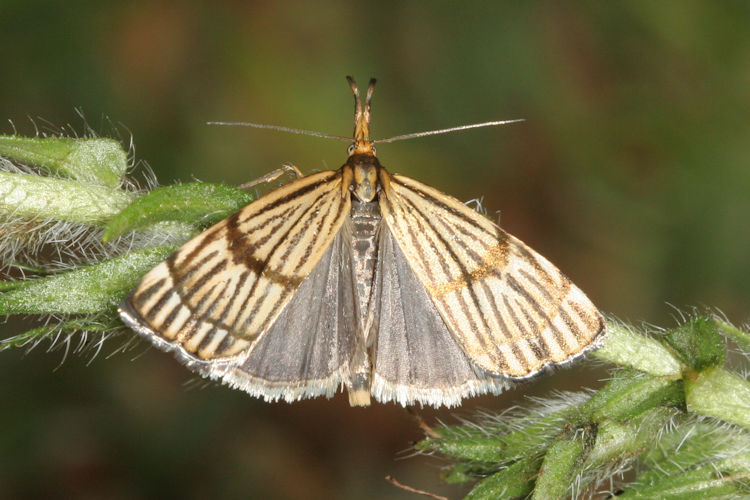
346,153,381,202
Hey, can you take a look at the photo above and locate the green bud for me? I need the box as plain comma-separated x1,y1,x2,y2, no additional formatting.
0,135,127,187
664,317,725,372
0,171,132,225
685,367,750,429
594,322,682,377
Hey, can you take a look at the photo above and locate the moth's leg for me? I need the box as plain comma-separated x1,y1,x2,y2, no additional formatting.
405,406,440,438
238,163,303,190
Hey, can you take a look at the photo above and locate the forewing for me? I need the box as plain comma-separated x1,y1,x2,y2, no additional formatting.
119,170,351,364
378,172,605,378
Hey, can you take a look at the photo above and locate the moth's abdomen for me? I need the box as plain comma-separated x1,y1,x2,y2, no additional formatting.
350,200,381,321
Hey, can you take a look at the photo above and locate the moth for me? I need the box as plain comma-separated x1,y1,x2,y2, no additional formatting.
119,77,605,408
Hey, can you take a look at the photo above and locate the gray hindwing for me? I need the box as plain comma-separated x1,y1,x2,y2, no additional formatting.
235,223,359,399
370,226,510,407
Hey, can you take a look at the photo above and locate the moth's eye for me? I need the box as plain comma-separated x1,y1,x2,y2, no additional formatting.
347,144,356,155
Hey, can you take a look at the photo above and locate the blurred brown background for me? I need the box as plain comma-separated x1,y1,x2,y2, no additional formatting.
1,2,749,499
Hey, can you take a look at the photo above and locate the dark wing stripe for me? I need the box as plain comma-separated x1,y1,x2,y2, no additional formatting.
133,277,167,305
289,188,344,275
501,296,533,367
170,250,219,290
211,270,251,334
518,268,555,302
191,282,221,318
398,195,497,357
234,204,297,245
444,220,493,262
391,176,496,238
232,186,341,333
175,224,224,269
480,281,514,341
236,173,336,225
506,274,550,328
380,192,440,285
227,189,330,276
215,330,238,356
180,259,228,303
513,269,571,350
570,300,602,332
159,299,184,331
143,285,173,320
197,324,221,352
555,308,575,350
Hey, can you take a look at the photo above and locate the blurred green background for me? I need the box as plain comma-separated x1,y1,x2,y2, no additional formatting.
1,2,749,499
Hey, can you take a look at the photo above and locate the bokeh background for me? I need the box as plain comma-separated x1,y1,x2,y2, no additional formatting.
1,2,749,499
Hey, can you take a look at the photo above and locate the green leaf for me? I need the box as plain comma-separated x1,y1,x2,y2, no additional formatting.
639,421,750,482
492,408,578,462
0,245,175,315
531,438,584,500
663,316,725,371
621,452,750,499
465,456,543,500
442,463,477,484
585,407,676,469
102,182,254,242
587,374,683,422
418,435,505,462
0,280,25,291
685,367,750,429
593,322,682,377
0,171,133,224
0,135,127,188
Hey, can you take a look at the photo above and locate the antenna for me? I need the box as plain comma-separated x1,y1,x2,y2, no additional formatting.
208,78,524,146
372,119,525,144
206,121,351,142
